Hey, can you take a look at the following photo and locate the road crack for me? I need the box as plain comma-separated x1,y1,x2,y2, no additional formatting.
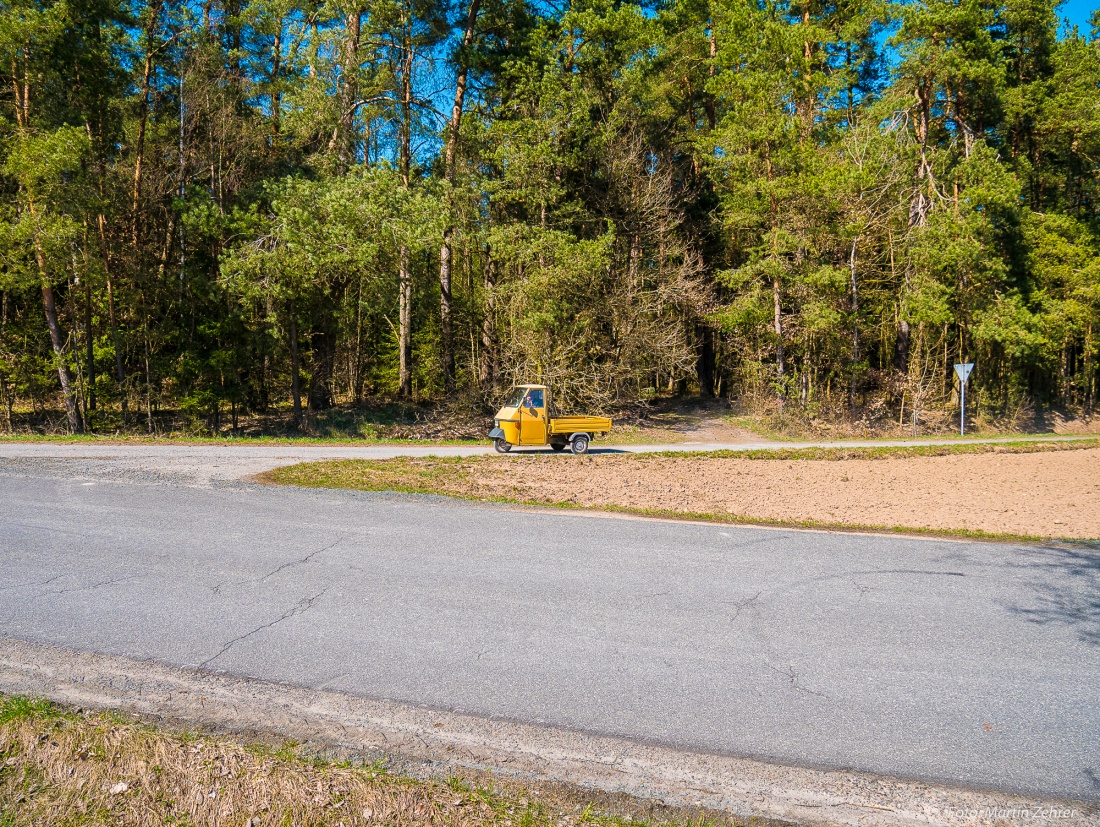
0,574,63,592
768,664,830,699
261,536,347,581
198,590,327,669
476,645,500,662
727,591,762,624
51,574,144,595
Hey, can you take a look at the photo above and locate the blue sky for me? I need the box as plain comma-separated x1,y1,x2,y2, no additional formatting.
1060,0,1096,34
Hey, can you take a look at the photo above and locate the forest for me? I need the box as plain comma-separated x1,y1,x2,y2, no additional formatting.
0,0,1098,434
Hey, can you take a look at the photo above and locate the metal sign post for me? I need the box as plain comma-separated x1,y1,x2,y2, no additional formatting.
954,363,974,435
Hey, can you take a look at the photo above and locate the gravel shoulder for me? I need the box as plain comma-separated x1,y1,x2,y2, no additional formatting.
264,442,1100,540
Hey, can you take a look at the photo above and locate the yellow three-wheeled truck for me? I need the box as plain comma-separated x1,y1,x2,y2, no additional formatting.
488,384,612,454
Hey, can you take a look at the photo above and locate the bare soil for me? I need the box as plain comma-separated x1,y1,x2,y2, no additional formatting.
270,445,1100,539
488,449,1100,539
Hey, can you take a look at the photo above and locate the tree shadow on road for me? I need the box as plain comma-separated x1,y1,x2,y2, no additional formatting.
1004,542,1100,646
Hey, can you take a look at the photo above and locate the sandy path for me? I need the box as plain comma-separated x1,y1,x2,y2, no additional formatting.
474,448,1100,538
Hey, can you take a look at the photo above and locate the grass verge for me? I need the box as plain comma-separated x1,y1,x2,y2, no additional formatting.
0,694,763,827
649,437,1098,461
259,440,1098,543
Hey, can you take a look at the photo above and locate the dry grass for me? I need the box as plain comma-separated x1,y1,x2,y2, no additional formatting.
0,696,755,827
663,438,1098,461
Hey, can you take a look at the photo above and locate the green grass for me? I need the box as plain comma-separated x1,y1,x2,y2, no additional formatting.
584,504,1055,543
260,455,478,495
0,696,56,725
646,437,1098,461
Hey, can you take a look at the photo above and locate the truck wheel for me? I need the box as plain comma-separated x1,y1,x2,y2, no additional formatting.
494,438,512,453
570,434,590,455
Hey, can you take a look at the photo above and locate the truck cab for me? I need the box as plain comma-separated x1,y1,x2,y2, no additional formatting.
490,384,550,449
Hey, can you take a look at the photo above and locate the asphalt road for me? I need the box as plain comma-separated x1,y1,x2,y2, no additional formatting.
1,450,1098,802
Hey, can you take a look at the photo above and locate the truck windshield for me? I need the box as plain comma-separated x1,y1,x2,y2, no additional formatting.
506,388,528,407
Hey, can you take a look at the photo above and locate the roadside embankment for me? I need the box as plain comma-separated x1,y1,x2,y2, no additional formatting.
2,638,1094,827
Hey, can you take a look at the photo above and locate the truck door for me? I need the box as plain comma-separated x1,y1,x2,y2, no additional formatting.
519,388,547,445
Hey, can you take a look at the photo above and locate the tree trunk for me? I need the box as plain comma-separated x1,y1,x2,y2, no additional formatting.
479,247,496,387
766,153,784,392
85,279,95,413
696,324,715,398
0,290,11,432
772,274,784,384
353,277,364,402
398,245,412,397
894,318,910,373
1086,323,1095,411
261,352,271,413
397,34,414,398
106,276,126,424
909,81,934,229
270,16,283,136
309,326,337,410
438,0,481,392
439,238,455,390
896,86,932,381
142,317,153,433
34,238,82,432
131,0,162,246
327,10,361,168
703,22,716,130
288,298,302,426
93,210,128,424
849,236,858,412
0,372,10,432
800,4,814,134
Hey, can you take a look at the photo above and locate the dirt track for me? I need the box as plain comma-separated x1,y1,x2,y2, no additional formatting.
474,447,1100,538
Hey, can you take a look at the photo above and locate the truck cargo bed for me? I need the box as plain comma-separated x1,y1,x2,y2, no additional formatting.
548,416,612,435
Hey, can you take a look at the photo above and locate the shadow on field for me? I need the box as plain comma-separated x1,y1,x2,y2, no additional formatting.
1005,542,1100,646
503,447,631,455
